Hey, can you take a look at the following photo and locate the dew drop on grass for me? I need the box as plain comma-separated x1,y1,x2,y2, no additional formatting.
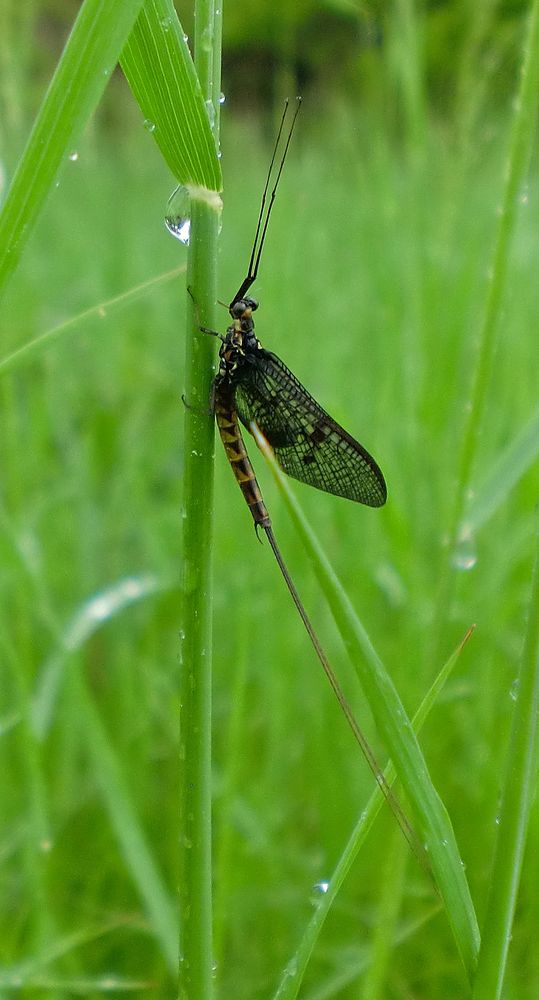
451,531,477,571
143,119,156,133
165,184,191,244
509,678,519,701
310,879,329,904
200,25,212,51
284,956,298,978
68,151,79,162
205,99,215,127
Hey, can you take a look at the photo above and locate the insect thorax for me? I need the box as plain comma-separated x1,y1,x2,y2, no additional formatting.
218,317,262,379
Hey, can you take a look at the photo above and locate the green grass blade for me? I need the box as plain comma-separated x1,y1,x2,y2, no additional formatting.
431,0,539,654
0,265,185,377
120,0,222,189
69,665,178,973
272,626,475,1000
255,430,480,980
178,0,222,995
452,0,539,540
464,403,539,535
472,525,539,999
0,0,145,303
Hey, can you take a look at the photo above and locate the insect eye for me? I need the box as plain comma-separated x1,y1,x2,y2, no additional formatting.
245,297,258,312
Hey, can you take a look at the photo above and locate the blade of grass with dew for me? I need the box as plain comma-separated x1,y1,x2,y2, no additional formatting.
0,265,185,377
23,569,179,970
121,0,221,191
472,523,539,1000
431,0,539,652
10,550,178,972
31,575,166,740
254,428,480,981
67,664,178,973
272,626,475,1000
463,403,539,536
0,0,145,302
178,0,222,996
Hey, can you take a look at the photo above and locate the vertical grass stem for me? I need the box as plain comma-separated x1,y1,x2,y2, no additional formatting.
179,0,222,996
472,520,539,998
434,0,539,647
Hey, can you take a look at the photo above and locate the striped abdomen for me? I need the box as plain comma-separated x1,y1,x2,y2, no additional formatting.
214,383,271,529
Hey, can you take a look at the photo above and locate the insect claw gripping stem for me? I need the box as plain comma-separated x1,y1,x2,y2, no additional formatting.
187,283,224,341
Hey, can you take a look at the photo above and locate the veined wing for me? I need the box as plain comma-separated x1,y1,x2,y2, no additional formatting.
234,349,387,507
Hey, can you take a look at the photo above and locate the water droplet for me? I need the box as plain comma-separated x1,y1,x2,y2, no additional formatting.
165,184,191,244
313,879,329,894
452,531,477,571
68,151,79,162
510,678,519,701
284,956,298,978
219,92,226,105
310,879,329,905
201,26,212,51
160,15,172,29
100,977,120,990
144,119,156,133
205,99,215,127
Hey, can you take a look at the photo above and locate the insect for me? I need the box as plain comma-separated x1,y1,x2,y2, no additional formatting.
203,100,425,865
213,102,386,527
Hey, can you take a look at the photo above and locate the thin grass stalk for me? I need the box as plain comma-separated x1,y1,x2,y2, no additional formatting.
178,0,222,995
433,0,539,651
472,521,539,999
359,827,409,1000
257,438,480,977
271,626,474,1000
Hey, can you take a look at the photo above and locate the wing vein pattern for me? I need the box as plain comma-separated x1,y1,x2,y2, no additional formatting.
233,349,386,507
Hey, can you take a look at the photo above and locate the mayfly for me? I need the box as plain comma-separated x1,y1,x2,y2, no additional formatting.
204,99,421,860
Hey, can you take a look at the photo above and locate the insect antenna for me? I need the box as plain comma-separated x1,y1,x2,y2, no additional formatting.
230,97,301,308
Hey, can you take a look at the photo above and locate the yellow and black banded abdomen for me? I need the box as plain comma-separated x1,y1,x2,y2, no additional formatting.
214,390,271,529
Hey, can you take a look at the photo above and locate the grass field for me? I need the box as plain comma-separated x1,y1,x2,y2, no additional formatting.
2,19,539,1000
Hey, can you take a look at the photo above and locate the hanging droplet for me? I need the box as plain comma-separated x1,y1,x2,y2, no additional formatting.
310,879,330,905
165,184,191,244
143,119,156,133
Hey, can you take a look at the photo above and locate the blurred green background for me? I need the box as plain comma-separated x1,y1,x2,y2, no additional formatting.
1,1,539,997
